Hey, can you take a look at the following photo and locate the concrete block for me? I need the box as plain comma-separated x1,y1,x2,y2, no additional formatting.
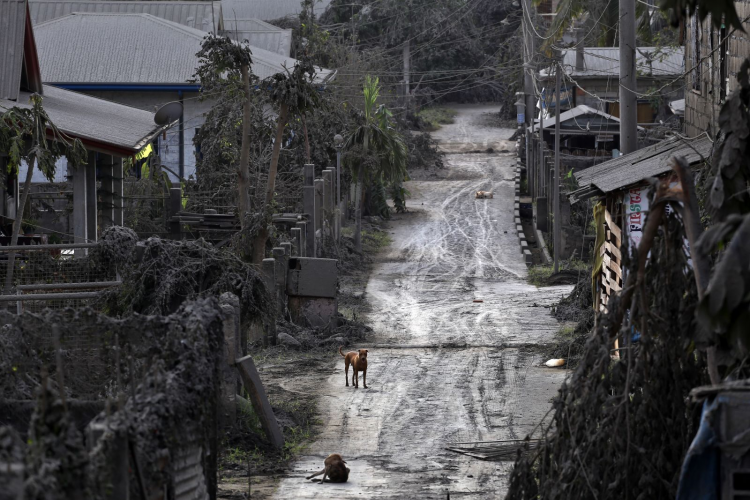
286,257,338,298
516,224,524,233
515,217,521,225
290,227,301,255
288,296,337,328
524,249,532,264
521,240,528,248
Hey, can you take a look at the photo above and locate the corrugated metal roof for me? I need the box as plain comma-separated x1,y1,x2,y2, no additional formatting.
573,135,713,195
0,85,161,152
0,0,27,101
534,105,645,133
222,19,292,56
29,0,222,31
34,13,334,84
221,0,332,21
557,46,684,78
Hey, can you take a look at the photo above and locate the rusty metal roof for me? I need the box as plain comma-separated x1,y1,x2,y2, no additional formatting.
572,134,714,200
0,0,28,100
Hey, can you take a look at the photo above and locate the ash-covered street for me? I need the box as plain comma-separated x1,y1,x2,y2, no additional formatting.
274,105,572,499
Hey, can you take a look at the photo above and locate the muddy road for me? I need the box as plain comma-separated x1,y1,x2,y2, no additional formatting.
274,105,571,499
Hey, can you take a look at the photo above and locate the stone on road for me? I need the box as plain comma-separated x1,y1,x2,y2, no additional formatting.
274,104,571,499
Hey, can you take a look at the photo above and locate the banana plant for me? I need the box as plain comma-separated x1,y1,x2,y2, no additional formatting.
344,76,408,252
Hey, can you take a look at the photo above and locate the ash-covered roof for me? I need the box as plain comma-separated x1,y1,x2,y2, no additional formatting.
34,13,334,84
0,0,29,101
571,134,713,201
221,0,332,21
544,46,684,79
533,105,645,134
0,85,161,154
222,18,293,56
29,0,222,31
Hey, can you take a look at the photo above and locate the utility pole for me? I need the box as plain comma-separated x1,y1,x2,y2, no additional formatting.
522,0,536,196
619,0,637,153
403,40,411,110
553,51,562,273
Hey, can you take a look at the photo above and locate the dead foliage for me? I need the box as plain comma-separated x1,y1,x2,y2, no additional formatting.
99,234,271,324
507,213,709,500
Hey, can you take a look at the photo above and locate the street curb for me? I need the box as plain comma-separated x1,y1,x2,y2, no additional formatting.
513,165,532,266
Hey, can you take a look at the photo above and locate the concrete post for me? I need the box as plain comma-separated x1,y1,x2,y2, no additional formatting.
85,151,98,242
219,292,241,426
272,247,287,317
261,258,277,346
290,227,302,256
303,164,315,258
314,179,324,255
329,166,340,239
280,241,292,259
322,170,333,238
296,221,308,257
71,160,87,258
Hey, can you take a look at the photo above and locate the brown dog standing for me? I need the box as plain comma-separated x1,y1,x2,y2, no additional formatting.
339,346,368,388
306,453,350,483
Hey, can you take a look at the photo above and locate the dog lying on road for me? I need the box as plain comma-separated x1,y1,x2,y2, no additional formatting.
339,346,368,388
306,453,350,483
475,190,494,199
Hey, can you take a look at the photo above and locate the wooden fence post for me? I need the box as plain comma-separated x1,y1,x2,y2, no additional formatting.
235,356,285,449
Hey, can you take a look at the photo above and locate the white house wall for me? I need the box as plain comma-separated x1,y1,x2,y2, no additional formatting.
77,90,214,181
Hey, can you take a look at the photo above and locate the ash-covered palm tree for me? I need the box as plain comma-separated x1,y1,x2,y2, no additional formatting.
345,76,408,252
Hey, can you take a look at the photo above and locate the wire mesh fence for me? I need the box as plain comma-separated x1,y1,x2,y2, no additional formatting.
0,244,119,313
0,299,224,498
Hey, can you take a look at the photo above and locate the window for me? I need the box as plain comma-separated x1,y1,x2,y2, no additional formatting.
607,102,656,124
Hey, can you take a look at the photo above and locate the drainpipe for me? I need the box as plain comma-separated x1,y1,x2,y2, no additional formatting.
178,91,185,180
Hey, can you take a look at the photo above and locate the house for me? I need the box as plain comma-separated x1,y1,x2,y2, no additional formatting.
28,0,294,56
570,134,712,310
684,0,750,136
0,0,164,244
33,12,335,181
540,45,684,125
221,0,332,22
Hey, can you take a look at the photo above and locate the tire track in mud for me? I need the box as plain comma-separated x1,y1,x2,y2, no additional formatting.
273,105,571,499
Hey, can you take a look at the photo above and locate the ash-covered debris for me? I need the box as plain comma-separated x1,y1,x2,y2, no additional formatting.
546,270,595,367
24,383,89,500
99,236,272,323
272,315,373,351
0,299,226,499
